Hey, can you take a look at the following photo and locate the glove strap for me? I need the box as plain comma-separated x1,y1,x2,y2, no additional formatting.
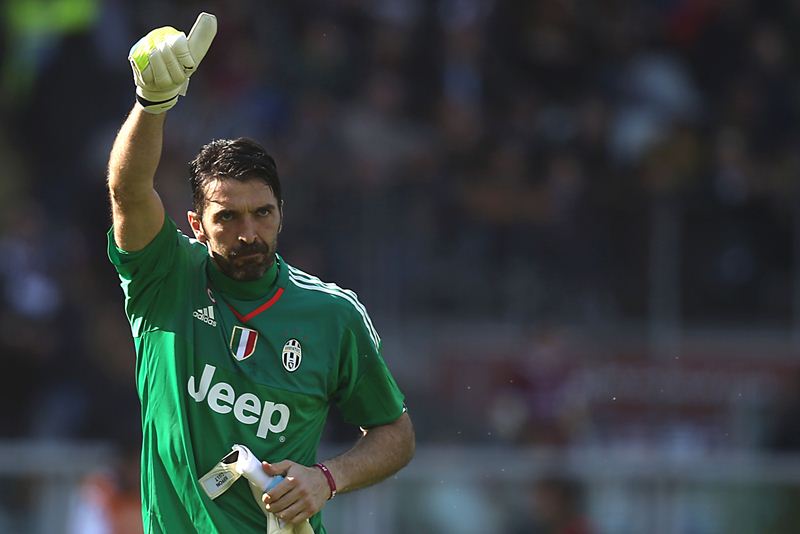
313,463,337,500
136,93,178,106
136,93,179,114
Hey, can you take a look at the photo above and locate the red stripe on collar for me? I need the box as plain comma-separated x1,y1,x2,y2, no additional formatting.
226,287,285,323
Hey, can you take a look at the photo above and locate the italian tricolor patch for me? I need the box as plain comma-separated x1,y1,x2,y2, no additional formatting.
230,326,258,361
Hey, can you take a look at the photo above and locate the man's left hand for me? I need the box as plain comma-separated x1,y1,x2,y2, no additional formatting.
261,460,330,524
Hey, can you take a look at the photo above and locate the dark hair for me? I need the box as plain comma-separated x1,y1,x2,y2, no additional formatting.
188,138,282,215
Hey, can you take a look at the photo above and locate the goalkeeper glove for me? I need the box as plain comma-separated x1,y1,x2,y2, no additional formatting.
128,12,217,114
231,445,314,534
199,445,314,534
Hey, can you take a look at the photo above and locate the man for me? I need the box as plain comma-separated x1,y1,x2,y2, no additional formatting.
106,13,415,534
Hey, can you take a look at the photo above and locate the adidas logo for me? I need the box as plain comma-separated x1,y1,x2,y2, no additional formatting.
193,306,217,326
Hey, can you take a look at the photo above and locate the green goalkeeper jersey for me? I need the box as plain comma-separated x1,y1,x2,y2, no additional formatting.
108,216,406,534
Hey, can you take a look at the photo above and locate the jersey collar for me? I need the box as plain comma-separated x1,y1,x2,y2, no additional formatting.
207,253,287,301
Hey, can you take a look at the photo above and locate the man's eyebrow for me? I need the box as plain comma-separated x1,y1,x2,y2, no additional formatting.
208,205,235,218
207,201,277,214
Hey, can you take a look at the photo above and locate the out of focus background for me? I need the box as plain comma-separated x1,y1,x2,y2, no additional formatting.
2,0,800,532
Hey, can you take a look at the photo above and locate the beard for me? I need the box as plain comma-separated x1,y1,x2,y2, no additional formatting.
212,239,277,281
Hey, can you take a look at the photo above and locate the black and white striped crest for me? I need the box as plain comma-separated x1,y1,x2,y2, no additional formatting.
282,339,302,372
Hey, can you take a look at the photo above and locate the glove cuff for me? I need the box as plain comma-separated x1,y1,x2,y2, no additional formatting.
136,93,179,114
136,77,190,114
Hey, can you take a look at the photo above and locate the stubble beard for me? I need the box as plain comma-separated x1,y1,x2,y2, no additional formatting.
213,239,278,281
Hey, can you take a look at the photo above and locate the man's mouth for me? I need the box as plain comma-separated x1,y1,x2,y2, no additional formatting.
234,252,264,262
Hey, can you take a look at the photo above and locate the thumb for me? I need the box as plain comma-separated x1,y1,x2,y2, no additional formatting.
262,460,293,476
186,12,217,70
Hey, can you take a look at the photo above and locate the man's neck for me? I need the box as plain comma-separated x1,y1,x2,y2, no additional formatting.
207,257,279,300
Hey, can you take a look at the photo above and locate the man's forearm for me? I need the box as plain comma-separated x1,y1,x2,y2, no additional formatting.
260,413,414,524
107,104,168,252
107,104,166,201
324,413,415,495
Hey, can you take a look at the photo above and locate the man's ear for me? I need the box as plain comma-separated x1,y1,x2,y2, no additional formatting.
278,200,284,234
187,211,207,243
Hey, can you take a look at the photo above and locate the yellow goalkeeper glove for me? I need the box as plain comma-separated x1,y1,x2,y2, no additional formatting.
128,12,217,113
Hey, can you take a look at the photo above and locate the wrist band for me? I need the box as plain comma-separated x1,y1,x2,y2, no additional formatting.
313,463,337,500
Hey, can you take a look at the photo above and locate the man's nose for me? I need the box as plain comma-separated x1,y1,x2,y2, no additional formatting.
238,217,258,244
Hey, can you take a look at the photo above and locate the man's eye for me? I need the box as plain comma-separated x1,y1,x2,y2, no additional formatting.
256,207,271,216
219,212,234,221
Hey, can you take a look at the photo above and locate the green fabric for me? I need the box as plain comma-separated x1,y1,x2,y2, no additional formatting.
108,216,406,534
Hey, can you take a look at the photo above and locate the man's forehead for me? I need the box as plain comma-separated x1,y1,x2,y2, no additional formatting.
203,178,277,207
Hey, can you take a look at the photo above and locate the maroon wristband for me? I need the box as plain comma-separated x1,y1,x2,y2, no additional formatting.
313,463,337,500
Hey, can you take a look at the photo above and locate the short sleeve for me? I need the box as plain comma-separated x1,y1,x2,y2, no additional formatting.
107,215,179,281
334,306,405,428
107,216,184,336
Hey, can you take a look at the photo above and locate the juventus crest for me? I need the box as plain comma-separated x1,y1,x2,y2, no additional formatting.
282,339,302,372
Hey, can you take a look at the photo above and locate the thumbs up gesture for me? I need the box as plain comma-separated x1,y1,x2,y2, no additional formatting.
128,12,217,114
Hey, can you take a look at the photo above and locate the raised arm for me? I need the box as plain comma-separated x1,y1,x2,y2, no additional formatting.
107,106,166,251
107,13,217,251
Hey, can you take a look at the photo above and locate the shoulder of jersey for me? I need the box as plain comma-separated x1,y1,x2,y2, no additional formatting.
178,231,211,265
284,263,381,349
284,263,360,312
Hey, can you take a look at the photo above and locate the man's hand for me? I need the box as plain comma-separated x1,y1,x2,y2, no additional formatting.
261,460,331,525
128,12,217,114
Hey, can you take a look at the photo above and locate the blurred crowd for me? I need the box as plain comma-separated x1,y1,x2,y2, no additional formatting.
1,0,800,463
